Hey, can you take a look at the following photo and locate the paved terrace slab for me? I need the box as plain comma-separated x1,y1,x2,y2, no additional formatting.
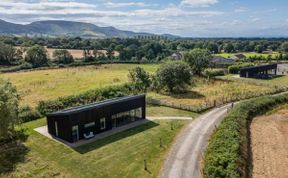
34,117,193,148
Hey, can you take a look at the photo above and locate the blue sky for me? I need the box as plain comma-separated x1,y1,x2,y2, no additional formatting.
0,0,288,37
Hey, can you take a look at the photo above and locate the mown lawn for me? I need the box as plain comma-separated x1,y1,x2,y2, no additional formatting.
0,64,158,107
2,114,189,178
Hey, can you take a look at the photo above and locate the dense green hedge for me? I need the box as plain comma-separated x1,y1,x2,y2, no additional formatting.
203,93,288,178
228,63,253,74
37,83,140,115
203,68,225,77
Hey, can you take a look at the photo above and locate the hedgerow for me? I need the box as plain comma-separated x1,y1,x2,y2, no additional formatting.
203,93,288,178
37,82,140,115
228,63,253,74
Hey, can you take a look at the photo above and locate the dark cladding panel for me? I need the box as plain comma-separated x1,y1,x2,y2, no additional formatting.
46,95,146,143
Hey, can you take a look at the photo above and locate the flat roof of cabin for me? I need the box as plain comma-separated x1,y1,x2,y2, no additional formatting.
240,63,277,71
47,94,145,116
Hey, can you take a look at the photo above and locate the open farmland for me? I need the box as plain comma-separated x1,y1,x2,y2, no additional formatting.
251,105,288,178
15,46,119,60
1,64,286,109
0,64,158,106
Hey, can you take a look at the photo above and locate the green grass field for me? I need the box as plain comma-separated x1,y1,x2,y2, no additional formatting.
0,64,158,106
214,52,279,58
148,77,273,108
1,114,190,178
1,64,284,110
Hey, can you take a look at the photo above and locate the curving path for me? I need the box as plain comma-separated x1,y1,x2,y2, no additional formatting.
161,104,232,178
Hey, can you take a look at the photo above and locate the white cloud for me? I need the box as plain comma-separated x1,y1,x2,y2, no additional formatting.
234,7,248,13
180,0,218,7
251,18,261,22
105,2,150,8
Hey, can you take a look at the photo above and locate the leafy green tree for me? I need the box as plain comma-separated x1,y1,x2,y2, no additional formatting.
154,61,192,93
0,79,19,139
207,42,219,53
25,45,49,67
0,44,22,65
281,42,288,53
128,67,151,91
255,45,264,53
184,48,212,75
53,49,74,64
223,43,235,53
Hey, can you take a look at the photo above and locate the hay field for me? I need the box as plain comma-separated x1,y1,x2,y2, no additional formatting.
1,64,158,106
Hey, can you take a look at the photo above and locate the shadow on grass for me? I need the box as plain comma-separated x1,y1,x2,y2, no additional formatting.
0,130,29,176
169,91,205,100
74,121,159,154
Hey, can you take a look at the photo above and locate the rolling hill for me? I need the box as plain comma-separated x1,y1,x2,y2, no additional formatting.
0,19,178,39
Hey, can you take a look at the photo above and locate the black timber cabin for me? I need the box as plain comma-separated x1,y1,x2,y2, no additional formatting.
240,63,278,79
46,95,146,143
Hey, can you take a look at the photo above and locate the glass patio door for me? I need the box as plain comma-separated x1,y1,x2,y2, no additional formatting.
72,125,79,142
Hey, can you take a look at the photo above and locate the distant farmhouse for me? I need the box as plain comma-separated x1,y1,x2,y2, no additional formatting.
212,56,235,67
230,54,246,61
46,95,146,143
171,51,184,60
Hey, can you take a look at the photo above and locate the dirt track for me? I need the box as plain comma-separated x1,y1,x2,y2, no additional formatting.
251,110,288,178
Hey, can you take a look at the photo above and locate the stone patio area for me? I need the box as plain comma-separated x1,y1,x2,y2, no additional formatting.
34,117,193,148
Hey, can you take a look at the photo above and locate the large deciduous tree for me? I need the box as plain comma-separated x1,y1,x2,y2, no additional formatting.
184,48,212,75
25,45,49,67
281,42,288,53
0,79,19,139
53,49,74,64
154,61,192,93
0,43,22,65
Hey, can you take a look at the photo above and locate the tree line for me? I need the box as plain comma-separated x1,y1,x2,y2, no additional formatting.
1,36,288,69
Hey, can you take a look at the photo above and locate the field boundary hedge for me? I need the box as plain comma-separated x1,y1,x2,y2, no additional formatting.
203,92,288,178
36,83,140,115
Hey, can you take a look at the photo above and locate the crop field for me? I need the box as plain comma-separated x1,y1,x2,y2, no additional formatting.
0,118,189,178
148,77,273,109
251,104,288,178
0,64,158,107
15,47,119,60
214,52,279,58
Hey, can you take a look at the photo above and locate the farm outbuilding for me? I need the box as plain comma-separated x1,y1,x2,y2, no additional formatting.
46,95,146,143
240,63,278,79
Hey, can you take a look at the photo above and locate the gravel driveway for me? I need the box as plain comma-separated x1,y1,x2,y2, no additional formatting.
161,104,232,178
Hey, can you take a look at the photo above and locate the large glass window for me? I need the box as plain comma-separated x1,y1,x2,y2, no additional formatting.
111,107,143,128
84,122,95,128
100,118,106,130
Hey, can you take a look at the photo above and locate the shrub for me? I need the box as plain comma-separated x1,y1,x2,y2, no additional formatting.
0,79,19,139
203,93,288,178
228,63,253,74
18,106,42,123
128,67,151,92
203,68,225,77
